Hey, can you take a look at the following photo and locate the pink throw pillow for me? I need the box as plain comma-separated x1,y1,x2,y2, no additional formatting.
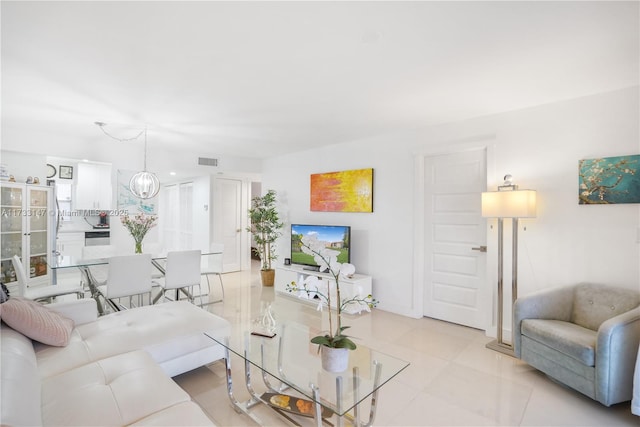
0,297,74,346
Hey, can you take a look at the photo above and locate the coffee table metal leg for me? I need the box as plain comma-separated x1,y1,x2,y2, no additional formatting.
335,376,343,427
311,383,323,427
244,347,263,409
220,340,242,411
352,367,360,426
260,342,289,393
259,335,290,393
361,360,382,427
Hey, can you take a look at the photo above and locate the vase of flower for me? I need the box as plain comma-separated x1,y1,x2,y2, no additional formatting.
320,345,349,372
121,214,157,254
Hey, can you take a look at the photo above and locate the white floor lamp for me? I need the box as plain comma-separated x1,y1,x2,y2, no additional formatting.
482,175,536,356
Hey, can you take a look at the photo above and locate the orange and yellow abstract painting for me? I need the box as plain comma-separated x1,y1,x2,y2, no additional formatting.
310,168,373,212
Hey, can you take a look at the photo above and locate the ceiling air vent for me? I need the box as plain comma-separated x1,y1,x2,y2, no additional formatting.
198,157,218,167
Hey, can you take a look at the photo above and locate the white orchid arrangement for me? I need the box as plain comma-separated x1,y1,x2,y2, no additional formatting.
286,234,377,350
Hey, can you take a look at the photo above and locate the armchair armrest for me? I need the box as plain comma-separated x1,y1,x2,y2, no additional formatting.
48,298,98,326
513,285,575,357
595,306,640,406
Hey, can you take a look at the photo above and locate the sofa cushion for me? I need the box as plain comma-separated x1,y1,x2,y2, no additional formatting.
41,350,192,426
521,318,597,366
130,401,215,426
0,297,74,346
1,324,43,426
35,301,231,379
571,283,640,331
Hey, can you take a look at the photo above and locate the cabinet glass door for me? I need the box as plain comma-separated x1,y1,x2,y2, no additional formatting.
1,184,24,283
27,187,50,279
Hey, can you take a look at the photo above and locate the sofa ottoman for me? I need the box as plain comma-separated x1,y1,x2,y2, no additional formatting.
35,299,231,378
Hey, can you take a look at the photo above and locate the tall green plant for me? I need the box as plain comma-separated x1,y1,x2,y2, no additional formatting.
247,189,283,271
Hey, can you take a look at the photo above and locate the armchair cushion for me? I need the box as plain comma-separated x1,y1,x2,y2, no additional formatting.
572,283,639,331
521,319,596,366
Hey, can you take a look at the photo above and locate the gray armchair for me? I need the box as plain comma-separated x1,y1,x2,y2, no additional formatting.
513,282,640,406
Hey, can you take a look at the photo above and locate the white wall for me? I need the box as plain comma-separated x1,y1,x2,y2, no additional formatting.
0,151,47,183
263,87,640,322
1,150,260,256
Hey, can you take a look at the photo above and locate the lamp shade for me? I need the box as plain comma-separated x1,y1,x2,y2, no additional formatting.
482,189,537,218
129,171,160,199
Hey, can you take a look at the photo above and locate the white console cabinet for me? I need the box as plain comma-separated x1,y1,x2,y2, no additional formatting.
275,265,373,315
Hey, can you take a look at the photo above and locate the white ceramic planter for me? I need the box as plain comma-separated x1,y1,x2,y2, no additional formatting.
320,346,349,373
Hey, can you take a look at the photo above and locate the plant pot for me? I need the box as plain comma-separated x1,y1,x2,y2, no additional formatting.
320,346,349,373
261,269,275,286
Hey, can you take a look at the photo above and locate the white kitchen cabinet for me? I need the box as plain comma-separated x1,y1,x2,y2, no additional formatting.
0,183,52,292
56,232,85,259
75,162,112,210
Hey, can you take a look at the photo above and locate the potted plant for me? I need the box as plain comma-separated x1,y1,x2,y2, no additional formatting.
286,234,378,372
247,189,283,286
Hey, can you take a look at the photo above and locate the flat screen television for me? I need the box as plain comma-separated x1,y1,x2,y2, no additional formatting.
290,224,351,270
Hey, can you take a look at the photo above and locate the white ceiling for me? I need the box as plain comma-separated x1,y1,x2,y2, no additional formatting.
2,1,638,164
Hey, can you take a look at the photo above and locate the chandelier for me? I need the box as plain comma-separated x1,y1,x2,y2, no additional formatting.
95,122,160,199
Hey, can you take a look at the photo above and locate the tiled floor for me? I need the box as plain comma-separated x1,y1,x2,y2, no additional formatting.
80,261,638,426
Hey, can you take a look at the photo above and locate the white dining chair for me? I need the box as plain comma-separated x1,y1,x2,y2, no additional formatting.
81,244,117,287
158,250,202,306
140,242,166,283
201,243,224,304
11,255,84,302
97,254,153,312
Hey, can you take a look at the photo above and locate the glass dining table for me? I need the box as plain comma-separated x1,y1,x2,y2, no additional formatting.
49,251,220,315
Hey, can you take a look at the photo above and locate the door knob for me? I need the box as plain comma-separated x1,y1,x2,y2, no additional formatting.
472,246,487,252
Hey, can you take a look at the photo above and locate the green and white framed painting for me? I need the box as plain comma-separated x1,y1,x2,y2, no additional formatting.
579,155,639,204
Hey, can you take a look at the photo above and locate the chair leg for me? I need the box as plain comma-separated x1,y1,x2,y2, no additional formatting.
218,273,225,300
188,286,194,304
199,276,209,297
196,283,203,307
201,274,223,305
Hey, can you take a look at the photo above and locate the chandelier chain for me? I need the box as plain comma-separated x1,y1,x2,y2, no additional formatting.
143,127,148,171
95,122,145,143
95,121,159,199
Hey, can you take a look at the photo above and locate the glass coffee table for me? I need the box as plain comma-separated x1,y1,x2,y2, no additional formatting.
205,322,409,427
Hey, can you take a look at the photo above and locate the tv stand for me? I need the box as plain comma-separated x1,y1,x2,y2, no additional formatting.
302,265,320,272
275,264,373,315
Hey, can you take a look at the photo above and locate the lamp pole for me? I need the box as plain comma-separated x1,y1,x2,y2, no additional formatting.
482,176,536,356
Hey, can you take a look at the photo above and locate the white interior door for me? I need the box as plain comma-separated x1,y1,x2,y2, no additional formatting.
423,149,487,328
214,177,243,272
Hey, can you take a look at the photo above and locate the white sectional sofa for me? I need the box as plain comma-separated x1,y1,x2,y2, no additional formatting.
634,342,640,416
1,298,231,426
